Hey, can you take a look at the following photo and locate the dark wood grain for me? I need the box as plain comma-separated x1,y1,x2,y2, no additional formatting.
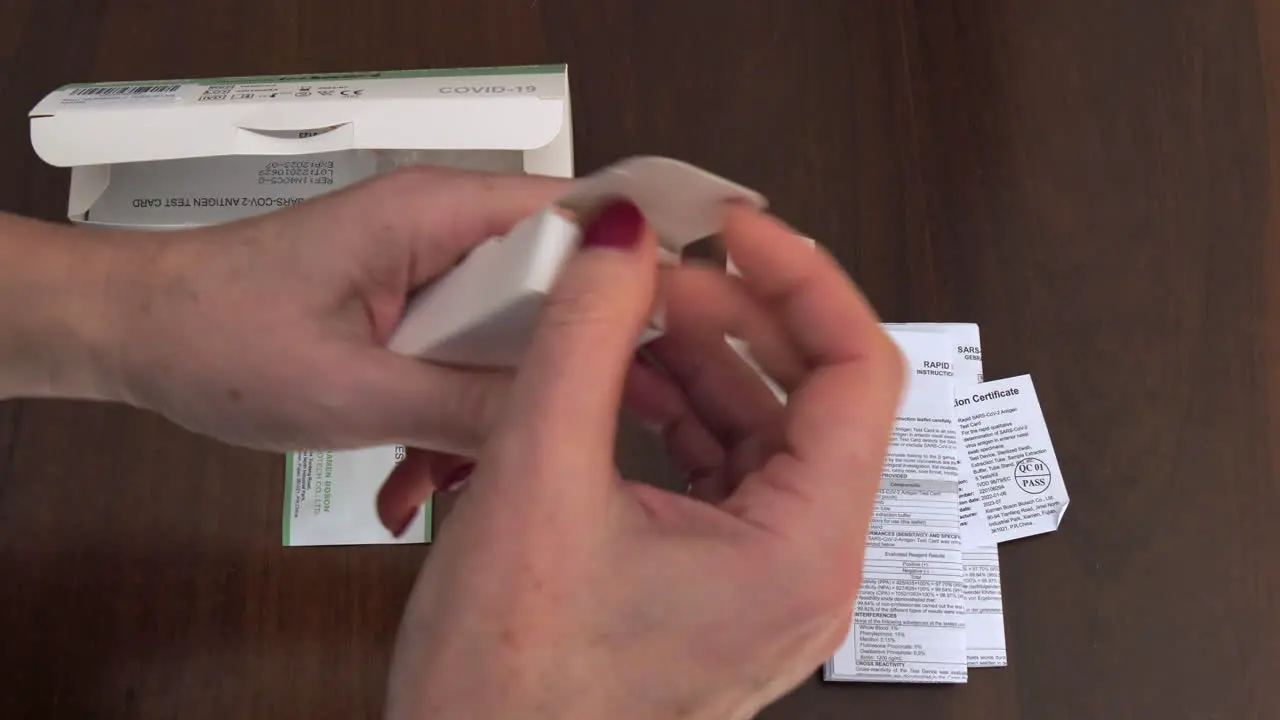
2,0,1278,717
0,401,18,486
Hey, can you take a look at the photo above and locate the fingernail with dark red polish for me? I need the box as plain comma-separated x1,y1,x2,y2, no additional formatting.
436,463,475,493
392,507,419,538
581,200,644,251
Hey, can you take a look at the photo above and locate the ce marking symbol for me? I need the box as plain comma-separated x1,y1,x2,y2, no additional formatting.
340,89,364,97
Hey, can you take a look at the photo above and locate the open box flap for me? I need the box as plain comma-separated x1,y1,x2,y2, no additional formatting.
30,65,568,168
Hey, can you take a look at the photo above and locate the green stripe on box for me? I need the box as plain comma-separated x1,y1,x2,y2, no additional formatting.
59,64,565,90
282,452,294,547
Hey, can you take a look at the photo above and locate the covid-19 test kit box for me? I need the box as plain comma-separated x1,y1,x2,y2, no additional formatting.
29,64,572,228
29,64,574,546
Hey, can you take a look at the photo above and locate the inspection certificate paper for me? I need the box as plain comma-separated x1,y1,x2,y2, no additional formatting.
956,375,1069,543
826,328,967,683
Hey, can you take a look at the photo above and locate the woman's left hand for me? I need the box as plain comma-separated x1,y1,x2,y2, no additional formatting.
0,166,565,454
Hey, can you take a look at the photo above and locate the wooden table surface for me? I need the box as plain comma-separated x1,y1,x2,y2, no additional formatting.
3,1,1279,717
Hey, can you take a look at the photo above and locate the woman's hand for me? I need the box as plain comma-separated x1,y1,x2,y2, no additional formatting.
0,166,565,453
384,202,905,720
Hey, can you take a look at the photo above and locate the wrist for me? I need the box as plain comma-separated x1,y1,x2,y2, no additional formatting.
0,214,158,402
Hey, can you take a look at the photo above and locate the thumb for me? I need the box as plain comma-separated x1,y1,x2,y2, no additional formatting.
486,200,657,483
340,348,511,454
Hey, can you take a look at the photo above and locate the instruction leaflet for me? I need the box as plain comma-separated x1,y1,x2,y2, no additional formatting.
827,328,967,683
934,324,1008,668
882,323,1009,669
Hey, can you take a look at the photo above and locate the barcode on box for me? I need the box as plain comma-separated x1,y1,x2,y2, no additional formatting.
68,85,182,97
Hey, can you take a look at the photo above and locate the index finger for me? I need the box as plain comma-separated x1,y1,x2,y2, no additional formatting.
719,206,887,368
313,165,571,285
715,207,905,536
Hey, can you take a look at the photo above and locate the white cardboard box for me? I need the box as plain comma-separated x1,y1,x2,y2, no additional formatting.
28,64,574,228
29,65,574,547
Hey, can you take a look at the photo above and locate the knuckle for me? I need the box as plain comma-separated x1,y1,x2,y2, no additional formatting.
366,165,478,216
540,276,624,333
385,371,508,454
388,165,498,206
368,167,514,248
436,373,508,448
300,378,377,448
378,163,453,192
447,168,502,199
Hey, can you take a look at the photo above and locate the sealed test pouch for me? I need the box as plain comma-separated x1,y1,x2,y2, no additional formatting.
28,64,573,547
387,156,767,368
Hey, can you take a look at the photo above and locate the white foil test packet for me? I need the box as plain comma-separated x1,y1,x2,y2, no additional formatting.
387,156,766,367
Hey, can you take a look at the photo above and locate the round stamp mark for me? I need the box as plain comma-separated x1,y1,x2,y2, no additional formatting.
1013,457,1052,495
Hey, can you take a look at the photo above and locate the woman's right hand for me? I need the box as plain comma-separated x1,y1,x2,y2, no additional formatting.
383,202,905,720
